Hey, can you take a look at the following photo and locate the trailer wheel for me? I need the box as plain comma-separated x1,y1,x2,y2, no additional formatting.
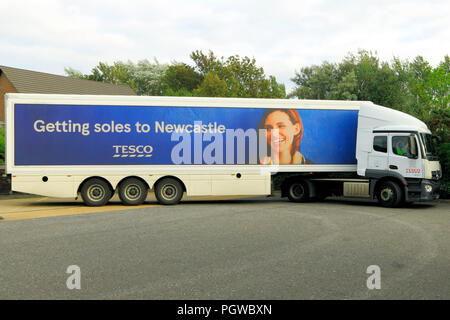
287,180,309,202
155,178,183,205
118,178,148,206
80,178,112,207
377,180,403,208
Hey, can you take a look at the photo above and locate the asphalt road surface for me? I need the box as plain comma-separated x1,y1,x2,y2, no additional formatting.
0,195,449,299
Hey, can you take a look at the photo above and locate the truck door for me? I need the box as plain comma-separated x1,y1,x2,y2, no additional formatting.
388,133,423,179
369,134,389,170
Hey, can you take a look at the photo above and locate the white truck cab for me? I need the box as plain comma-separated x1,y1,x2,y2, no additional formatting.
356,104,441,206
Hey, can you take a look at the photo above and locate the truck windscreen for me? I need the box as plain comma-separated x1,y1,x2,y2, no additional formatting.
420,133,439,161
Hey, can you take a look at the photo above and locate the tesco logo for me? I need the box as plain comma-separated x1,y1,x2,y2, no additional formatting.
113,145,153,158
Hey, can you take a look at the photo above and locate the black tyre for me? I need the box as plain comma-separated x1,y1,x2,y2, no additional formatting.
118,178,148,205
80,178,112,207
377,180,403,208
287,180,309,202
155,178,183,205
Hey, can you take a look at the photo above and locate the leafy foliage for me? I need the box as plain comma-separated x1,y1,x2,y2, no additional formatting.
193,72,228,97
65,62,137,91
190,50,286,98
290,50,407,109
124,59,168,96
66,51,286,99
66,59,168,96
162,63,203,96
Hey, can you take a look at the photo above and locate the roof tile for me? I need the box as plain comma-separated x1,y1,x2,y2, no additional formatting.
0,65,136,96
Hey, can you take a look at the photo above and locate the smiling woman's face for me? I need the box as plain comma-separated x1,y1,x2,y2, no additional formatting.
264,111,300,153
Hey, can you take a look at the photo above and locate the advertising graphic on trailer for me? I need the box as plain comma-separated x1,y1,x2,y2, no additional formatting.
14,104,358,166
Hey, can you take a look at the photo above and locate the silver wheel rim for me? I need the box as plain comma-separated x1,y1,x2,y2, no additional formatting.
87,184,105,201
161,184,178,201
124,184,141,201
380,187,393,201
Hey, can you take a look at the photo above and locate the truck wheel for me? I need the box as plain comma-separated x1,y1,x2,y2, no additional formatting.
118,178,148,205
287,180,309,202
377,181,403,208
80,178,112,207
155,178,183,205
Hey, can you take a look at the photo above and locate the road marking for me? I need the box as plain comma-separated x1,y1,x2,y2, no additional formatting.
0,194,263,222
0,202,161,222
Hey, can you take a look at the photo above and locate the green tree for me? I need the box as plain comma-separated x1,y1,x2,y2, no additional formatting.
392,55,449,137
190,50,286,98
193,72,228,97
291,50,406,108
402,56,433,118
289,62,341,99
410,57,449,193
66,59,168,96
64,67,85,79
336,70,358,100
162,63,203,96
124,59,168,96
190,50,221,77
66,51,285,98
267,75,287,99
65,62,136,90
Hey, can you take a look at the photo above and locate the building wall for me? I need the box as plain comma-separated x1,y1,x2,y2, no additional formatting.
0,73,18,122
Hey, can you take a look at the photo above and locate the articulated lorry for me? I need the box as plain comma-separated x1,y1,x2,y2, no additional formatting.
5,93,441,207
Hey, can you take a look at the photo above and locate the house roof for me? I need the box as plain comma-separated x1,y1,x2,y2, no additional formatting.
0,65,136,96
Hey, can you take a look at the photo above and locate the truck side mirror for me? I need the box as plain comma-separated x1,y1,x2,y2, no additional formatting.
409,135,418,159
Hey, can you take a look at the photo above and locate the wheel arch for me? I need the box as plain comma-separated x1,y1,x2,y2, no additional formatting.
77,176,114,195
280,176,316,198
153,175,187,192
372,176,406,200
117,176,150,190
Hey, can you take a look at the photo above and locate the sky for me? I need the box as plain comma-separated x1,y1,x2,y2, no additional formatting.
1,0,449,93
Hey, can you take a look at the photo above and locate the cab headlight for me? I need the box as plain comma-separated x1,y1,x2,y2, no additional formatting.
425,184,433,193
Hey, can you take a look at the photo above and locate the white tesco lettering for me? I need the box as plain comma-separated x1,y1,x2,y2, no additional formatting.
113,145,153,154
